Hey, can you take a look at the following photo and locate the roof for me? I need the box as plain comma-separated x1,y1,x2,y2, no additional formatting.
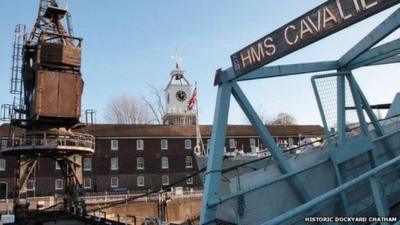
0,123,323,138
0,124,24,137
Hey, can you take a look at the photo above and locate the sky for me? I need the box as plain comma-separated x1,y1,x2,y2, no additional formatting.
0,1,399,126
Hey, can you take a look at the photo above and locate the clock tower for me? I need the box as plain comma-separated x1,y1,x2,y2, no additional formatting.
163,56,196,125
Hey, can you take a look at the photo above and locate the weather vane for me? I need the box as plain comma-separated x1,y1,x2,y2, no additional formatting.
171,49,182,69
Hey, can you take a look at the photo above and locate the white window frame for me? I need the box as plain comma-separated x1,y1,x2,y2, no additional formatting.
27,179,35,191
288,137,294,146
137,157,144,170
185,156,193,168
84,177,92,189
161,156,169,169
186,176,193,185
229,138,236,149
250,138,257,152
55,179,63,190
185,139,192,150
137,176,145,187
55,161,61,170
0,159,6,171
1,139,7,149
83,158,92,171
136,139,144,150
249,138,256,147
162,175,169,186
111,140,119,150
161,139,168,150
110,157,119,171
111,177,119,188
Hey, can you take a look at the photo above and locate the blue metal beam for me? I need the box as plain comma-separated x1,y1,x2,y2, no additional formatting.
339,8,400,68
337,74,346,146
231,82,311,203
369,176,390,225
371,54,400,65
232,60,339,82
346,73,379,169
348,75,386,137
200,77,233,225
346,73,370,136
346,38,400,70
332,164,350,216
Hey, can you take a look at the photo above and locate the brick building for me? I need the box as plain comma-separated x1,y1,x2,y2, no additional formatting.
0,123,323,198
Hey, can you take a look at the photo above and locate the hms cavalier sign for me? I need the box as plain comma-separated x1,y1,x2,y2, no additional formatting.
231,0,400,76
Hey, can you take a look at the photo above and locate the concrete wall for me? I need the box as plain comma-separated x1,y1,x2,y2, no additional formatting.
166,197,201,223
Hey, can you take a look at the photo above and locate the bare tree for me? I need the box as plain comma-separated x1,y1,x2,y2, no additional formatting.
105,94,155,124
241,105,271,124
267,112,297,125
142,85,166,124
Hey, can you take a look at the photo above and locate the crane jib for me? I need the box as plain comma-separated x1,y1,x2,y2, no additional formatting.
231,0,400,77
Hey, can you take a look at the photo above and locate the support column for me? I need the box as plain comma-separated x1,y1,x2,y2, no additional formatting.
346,73,378,167
337,74,346,146
200,80,233,225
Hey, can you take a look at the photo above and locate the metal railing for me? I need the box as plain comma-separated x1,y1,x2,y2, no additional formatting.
3,131,95,151
84,189,203,205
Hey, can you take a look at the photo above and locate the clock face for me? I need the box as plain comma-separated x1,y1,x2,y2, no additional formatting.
176,90,187,102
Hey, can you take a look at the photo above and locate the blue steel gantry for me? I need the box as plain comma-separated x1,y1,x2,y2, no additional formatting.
201,4,400,225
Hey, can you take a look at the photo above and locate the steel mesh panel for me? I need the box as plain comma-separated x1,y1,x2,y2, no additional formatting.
314,76,338,131
313,75,361,138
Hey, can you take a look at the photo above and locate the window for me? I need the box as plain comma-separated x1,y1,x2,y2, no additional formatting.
83,158,92,171
288,138,294,146
136,139,144,150
55,161,61,170
110,157,119,170
186,176,193,185
1,139,7,149
137,157,144,170
162,175,169,186
185,139,192,150
84,178,92,189
111,140,119,150
0,159,6,171
161,156,169,169
161,139,168,150
111,177,119,188
250,138,256,152
229,139,236,149
278,139,288,148
137,176,145,187
27,179,35,191
55,179,63,190
250,138,256,147
185,156,193,168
